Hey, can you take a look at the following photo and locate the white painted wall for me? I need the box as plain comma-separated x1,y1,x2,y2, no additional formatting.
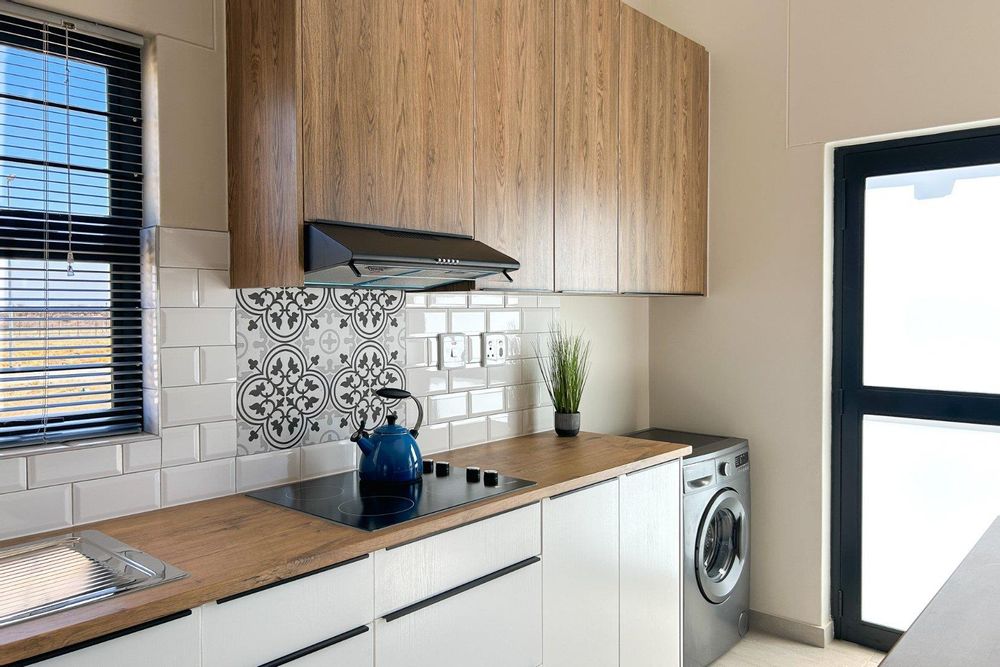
643,0,1000,636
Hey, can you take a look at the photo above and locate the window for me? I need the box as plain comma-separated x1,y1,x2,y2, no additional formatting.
0,11,142,448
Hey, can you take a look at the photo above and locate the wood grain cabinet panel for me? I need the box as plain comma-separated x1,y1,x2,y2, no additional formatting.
554,0,619,293
474,0,555,291
301,0,474,237
226,0,303,288
619,3,708,294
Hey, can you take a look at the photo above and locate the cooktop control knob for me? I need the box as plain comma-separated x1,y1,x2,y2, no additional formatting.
422,459,434,474
466,466,481,483
435,461,451,477
719,461,733,477
483,470,500,487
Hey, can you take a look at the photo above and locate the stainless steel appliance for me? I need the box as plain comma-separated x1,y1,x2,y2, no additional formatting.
630,428,750,666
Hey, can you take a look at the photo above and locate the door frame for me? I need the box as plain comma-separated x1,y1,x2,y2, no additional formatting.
832,125,1000,651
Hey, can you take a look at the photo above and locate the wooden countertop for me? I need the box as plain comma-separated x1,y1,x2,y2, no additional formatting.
0,431,689,664
882,516,1000,666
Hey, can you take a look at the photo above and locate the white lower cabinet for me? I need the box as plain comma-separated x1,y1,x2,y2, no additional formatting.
374,559,542,667
281,625,373,666
542,479,620,667
620,460,683,667
30,608,200,666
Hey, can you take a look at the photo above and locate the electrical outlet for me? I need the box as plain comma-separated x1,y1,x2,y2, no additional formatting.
482,333,507,366
437,334,467,369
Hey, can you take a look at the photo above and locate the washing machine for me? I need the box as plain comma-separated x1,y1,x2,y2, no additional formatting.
630,429,750,666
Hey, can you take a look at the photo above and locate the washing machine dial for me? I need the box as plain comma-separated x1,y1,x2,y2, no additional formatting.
719,461,733,477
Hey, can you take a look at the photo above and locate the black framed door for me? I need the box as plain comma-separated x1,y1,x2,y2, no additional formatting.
833,126,1000,651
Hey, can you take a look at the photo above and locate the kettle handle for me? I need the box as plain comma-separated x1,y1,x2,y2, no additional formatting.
376,387,423,437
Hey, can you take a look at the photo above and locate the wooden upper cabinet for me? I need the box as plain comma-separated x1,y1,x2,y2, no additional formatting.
227,0,303,288
618,3,708,295
301,0,474,237
554,0,619,293
474,0,555,292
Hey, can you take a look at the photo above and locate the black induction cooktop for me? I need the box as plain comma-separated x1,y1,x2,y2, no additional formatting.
246,466,535,531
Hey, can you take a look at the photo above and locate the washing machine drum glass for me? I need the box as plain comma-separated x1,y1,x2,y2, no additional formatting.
697,489,748,604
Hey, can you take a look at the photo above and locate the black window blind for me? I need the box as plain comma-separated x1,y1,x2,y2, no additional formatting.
0,11,143,448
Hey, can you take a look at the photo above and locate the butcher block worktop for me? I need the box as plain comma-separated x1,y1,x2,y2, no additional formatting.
0,431,689,664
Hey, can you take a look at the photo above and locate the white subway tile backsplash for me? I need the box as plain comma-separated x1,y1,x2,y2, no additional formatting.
28,446,122,488
158,268,199,307
198,269,236,307
505,294,538,308
301,440,355,479
236,449,301,492
159,227,229,269
73,471,160,524
406,367,449,396
467,336,482,364
428,393,469,423
0,458,26,494
123,439,162,473
468,388,505,416
469,293,504,307
532,382,553,408
0,485,72,540
450,417,487,448
161,347,200,387
161,458,236,506
522,406,553,434
405,293,428,307
199,421,238,460
538,295,561,308
160,308,236,348
488,360,522,387
488,412,523,441
161,384,236,427
417,423,449,454
406,309,448,336
487,309,521,332
522,358,546,384
161,425,200,466
504,384,532,412
200,346,237,383
450,366,488,391
430,293,467,308
450,310,485,334
522,308,557,334
405,338,430,368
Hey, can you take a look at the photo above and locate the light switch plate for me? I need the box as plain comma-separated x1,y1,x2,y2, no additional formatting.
437,334,467,369
482,333,507,367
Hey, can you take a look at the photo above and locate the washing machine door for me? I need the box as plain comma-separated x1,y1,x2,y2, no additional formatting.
696,488,748,604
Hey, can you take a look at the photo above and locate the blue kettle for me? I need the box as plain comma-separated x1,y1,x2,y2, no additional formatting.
352,387,424,484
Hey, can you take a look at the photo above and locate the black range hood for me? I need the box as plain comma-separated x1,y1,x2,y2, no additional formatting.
304,221,519,291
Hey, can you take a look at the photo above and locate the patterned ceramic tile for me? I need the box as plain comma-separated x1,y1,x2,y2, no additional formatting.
236,288,406,454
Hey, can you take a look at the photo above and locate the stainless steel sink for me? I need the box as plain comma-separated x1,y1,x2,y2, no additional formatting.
0,530,186,627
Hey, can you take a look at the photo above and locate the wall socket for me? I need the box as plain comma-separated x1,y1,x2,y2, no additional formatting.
437,334,467,369
482,333,507,366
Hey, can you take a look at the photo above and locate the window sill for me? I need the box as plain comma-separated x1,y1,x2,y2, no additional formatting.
0,432,159,460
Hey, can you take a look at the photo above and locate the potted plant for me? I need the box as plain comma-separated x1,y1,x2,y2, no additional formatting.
536,325,591,437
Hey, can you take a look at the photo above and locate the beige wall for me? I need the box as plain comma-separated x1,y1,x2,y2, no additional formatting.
643,0,1000,637
561,296,651,435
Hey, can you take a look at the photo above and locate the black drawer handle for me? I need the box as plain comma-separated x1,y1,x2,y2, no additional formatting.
383,556,540,623
258,625,370,667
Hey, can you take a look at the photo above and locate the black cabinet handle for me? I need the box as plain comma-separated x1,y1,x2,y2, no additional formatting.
383,556,541,623
258,625,370,667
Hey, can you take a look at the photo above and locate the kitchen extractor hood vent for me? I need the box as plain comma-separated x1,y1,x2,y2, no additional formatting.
304,222,519,291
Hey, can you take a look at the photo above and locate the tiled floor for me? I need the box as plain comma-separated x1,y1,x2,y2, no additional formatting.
715,631,884,666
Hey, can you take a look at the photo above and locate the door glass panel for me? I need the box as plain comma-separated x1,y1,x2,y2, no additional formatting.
703,508,737,581
861,415,1000,630
864,163,1000,393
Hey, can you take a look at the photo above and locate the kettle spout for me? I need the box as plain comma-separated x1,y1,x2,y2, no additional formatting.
354,434,375,457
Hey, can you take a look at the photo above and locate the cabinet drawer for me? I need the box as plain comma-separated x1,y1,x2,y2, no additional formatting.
29,610,199,667
202,555,373,667
375,559,542,667
374,503,541,616
273,625,373,667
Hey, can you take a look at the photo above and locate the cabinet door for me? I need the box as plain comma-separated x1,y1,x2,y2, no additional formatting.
32,610,200,667
375,560,542,667
619,4,708,294
620,460,682,667
301,0,474,237
474,0,555,291
554,0,619,293
542,479,619,667
283,626,373,667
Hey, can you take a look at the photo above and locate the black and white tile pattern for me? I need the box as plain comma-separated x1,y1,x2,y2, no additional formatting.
236,288,406,453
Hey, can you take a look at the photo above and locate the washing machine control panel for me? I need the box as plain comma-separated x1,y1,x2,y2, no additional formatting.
735,451,749,469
